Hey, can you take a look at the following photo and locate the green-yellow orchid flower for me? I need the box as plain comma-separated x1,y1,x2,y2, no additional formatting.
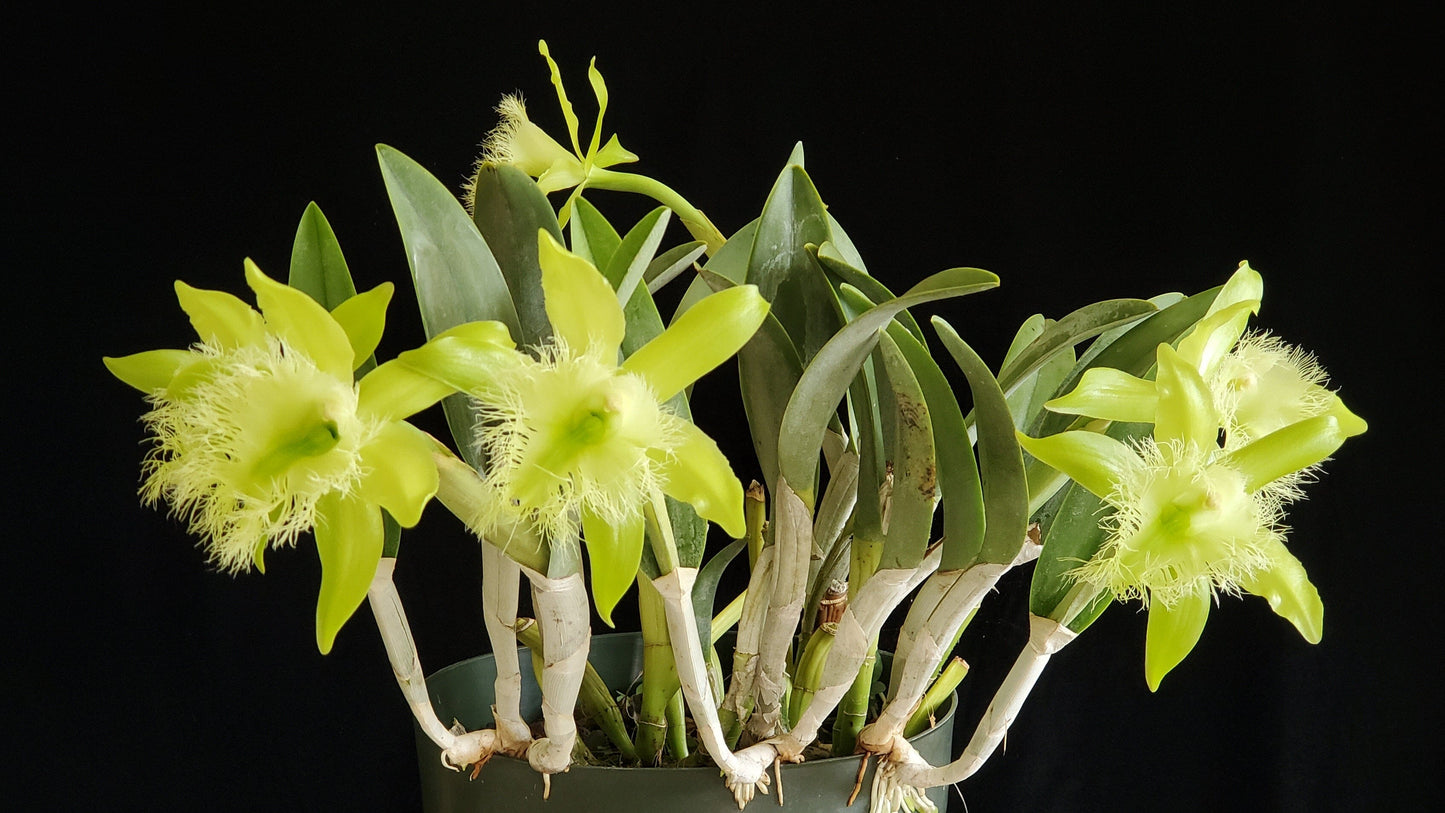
472,40,725,253
409,230,768,624
104,260,513,653
1045,261,1366,448
1019,343,1361,691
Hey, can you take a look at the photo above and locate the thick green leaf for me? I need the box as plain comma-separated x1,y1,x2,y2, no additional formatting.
569,195,621,272
377,144,520,469
933,317,1029,565
745,164,840,363
884,320,984,571
604,207,670,306
824,213,869,273
469,163,565,348
777,268,999,506
698,268,804,494
288,202,357,310
691,537,748,651
814,242,925,344
875,332,936,570
645,241,707,294
837,283,982,568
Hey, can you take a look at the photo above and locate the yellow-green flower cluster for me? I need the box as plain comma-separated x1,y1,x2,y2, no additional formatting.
1020,263,1366,689
105,261,507,652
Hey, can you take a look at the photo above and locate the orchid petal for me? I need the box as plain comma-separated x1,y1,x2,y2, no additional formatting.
173,281,265,349
244,259,352,379
329,282,394,372
1323,394,1369,438
391,321,522,401
104,349,193,393
537,230,625,357
654,418,746,538
1241,538,1323,644
1045,367,1159,422
1206,261,1264,320
582,506,645,627
585,57,607,161
594,134,639,168
359,421,438,528
538,40,582,156
1223,415,1349,492
536,158,587,194
357,359,456,422
1145,589,1211,691
1177,300,1258,376
313,490,384,654
1016,429,1136,500
621,285,770,402
1155,343,1219,452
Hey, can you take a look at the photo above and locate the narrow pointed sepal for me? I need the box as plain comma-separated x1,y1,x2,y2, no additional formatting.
582,506,645,627
1242,538,1324,643
356,360,457,422
1224,414,1349,492
173,281,265,349
244,259,352,379
313,491,385,654
1145,590,1211,691
329,282,394,372
104,349,193,392
1016,429,1136,500
1155,343,1219,452
654,418,747,538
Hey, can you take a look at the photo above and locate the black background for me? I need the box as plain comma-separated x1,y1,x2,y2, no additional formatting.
7,3,1439,811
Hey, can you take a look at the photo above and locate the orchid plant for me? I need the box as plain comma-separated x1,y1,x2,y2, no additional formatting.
107,42,1365,812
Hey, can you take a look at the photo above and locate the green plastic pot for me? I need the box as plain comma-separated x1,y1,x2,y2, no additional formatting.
416,631,956,812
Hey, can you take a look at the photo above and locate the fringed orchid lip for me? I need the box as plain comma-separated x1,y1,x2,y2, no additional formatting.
105,261,515,653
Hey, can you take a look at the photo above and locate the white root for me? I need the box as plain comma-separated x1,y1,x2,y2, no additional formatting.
517,564,591,780
367,559,505,772
861,538,1042,754
748,480,813,740
772,547,942,761
653,568,773,809
875,613,1077,802
720,546,776,729
481,541,532,756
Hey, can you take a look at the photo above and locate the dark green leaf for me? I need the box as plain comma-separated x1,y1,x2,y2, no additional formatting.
376,144,519,468
698,268,804,495
997,299,1157,401
645,241,707,294
745,164,840,363
604,207,670,305
777,268,998,506
468,163,564,348
875,332,936,570
569,196,621,272
933,317,1029,565
691,537,748,651
814,242,925,344
289,202,357,310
